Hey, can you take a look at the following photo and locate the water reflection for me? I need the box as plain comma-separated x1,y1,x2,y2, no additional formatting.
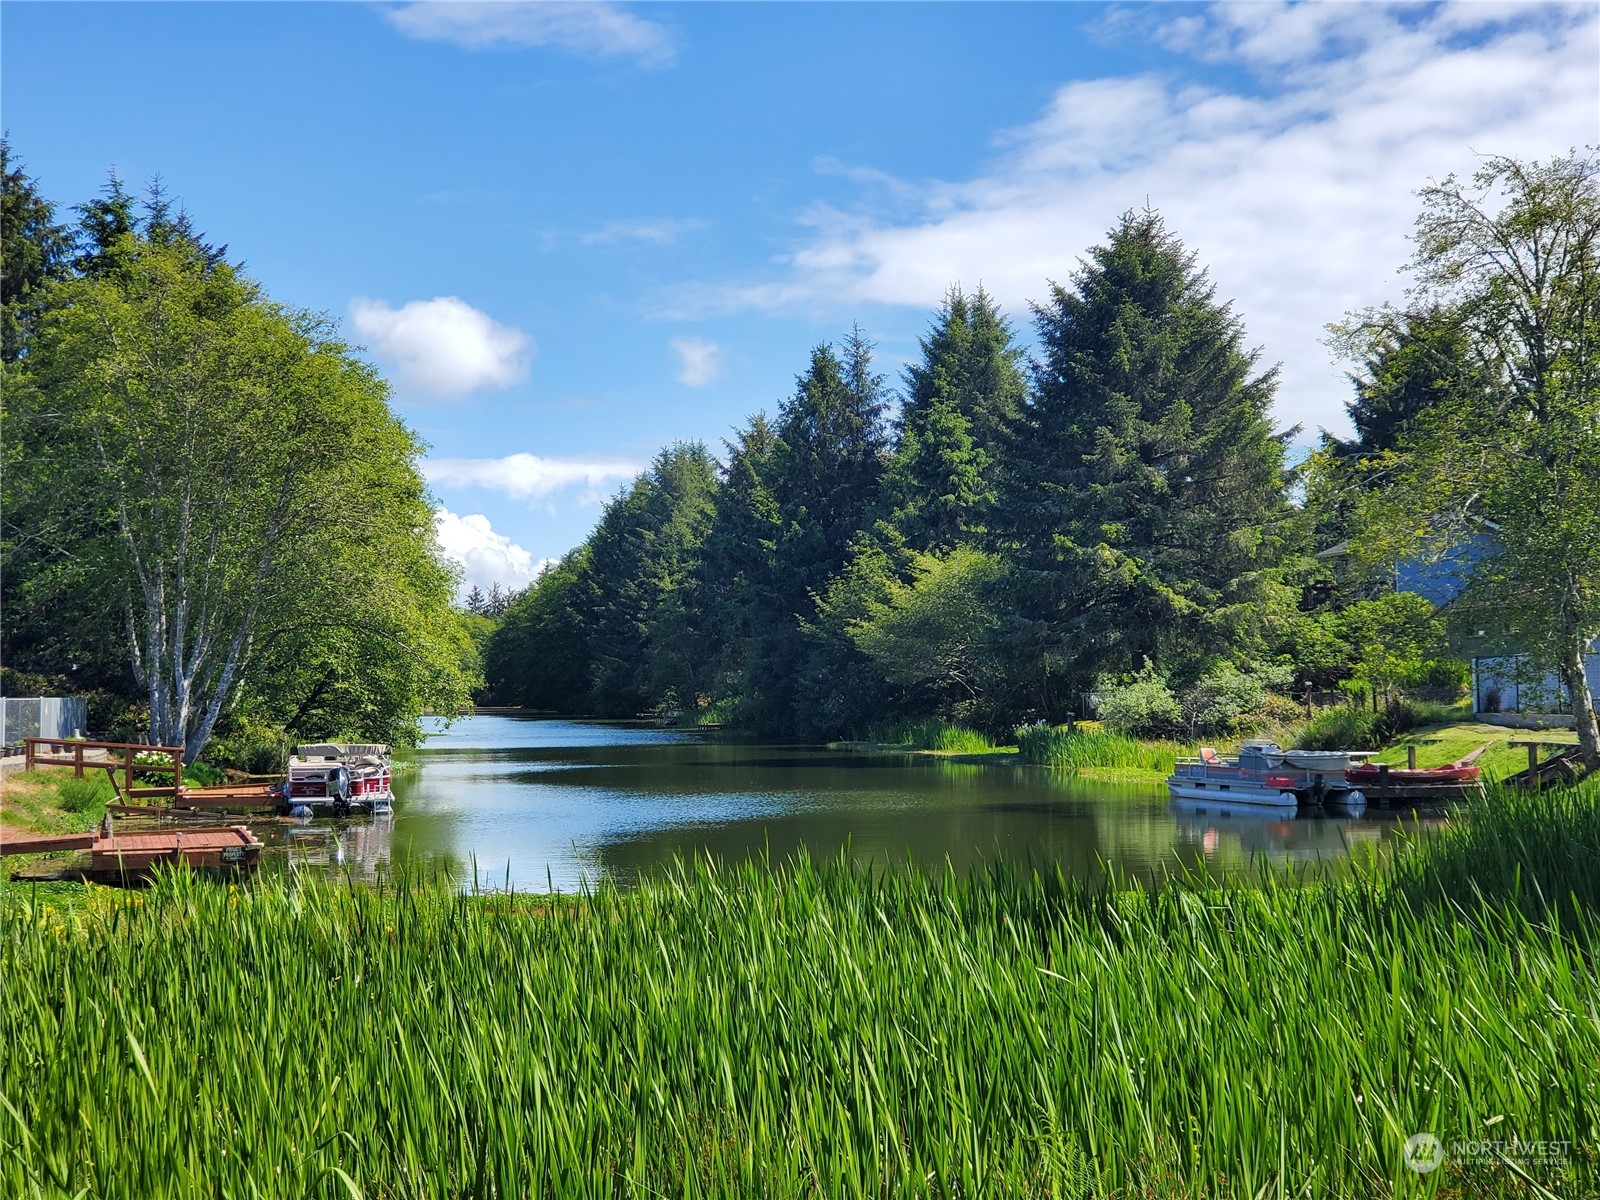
267,716,1438,891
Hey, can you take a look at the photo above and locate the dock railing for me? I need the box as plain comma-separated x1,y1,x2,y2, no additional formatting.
24,737,185,804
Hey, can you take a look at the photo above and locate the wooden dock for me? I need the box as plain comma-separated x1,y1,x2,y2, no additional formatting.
21,737,284,814
1357,778,1485,808
1505,741,1591,790
0,825,263,882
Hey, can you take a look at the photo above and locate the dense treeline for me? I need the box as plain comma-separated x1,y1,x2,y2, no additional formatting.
485,213,1434,738
488,152,1600,762
1,143,477,760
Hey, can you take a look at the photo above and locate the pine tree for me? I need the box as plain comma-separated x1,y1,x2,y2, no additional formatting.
887,287,1025,552
464,585,487,615
770,331,889,597
695,416,783,715
1004,210,1296,693
573,443,718,716
700,333,889,732
1,138,71,362
485,582,508,618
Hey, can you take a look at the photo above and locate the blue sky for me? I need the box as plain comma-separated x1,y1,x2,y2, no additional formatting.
5,2,1595,595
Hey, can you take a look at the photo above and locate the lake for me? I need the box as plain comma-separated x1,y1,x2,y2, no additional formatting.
275,714,1433,890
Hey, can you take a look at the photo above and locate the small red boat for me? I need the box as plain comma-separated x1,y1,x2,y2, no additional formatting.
1345,761,1482,786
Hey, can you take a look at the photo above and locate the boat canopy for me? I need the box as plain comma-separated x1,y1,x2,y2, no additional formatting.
293,743,390,760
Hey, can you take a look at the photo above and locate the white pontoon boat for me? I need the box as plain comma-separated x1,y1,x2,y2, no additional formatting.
283,743,394,816
1167,740,1370,814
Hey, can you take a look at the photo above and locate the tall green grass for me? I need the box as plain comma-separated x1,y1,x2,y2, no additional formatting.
5,807,1597,1198
870,717,1000,754
54,772,116,815
1015,724,1184,774
1394,775,1600,918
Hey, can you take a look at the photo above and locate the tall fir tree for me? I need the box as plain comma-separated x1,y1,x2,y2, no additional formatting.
887,286,1026,552
1004,210,1297,699
0,139,71,362
711,332,889,732
575,442,718,717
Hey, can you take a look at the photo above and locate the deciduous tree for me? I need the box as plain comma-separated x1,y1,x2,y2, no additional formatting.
1344,151,1600,765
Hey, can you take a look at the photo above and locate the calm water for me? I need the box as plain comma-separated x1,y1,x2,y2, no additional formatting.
272,715,1434,890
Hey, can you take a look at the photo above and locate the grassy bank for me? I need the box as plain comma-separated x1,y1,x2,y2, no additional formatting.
0,767,116,838
1368,720,1579,781
4,781,1598,1198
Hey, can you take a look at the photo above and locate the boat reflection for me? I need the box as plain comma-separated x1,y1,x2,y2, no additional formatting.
1168,798,1443,869
279,815,395,880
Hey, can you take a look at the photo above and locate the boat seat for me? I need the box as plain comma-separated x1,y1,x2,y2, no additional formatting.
1200,747,1221,765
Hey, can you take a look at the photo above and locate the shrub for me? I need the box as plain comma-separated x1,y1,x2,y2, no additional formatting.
1292,698,1463,751
207,718,290,776
183,761,225,787
1092,663,1181,737
56,773,116,814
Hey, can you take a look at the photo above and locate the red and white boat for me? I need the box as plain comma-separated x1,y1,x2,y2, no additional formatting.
283,743,394,816
1344,761,1481,786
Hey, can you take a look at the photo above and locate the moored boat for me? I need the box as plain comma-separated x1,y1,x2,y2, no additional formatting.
1344,761,1481,786
1167,740,1368,813
284,743,394,816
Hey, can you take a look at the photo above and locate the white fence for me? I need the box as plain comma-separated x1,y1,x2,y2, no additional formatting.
0,697,89,747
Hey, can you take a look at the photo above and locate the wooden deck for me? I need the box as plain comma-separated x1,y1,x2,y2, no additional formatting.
1,824,263,881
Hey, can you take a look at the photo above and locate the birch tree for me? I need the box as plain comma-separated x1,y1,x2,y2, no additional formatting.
24,231,464,759
1342,151,1600,766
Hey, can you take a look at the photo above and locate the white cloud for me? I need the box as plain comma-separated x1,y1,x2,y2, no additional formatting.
385,2,676,66
351,296,532,399
670,337,723,387
424,452,639,501
433,509,544,598
671,2,1598,440
580,217,706,246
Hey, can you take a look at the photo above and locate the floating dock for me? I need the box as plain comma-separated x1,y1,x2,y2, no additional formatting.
0,825,263,882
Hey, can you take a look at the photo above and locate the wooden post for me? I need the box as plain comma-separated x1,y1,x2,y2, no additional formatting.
124,747,134,805
1407,745,1417,770
1528,742,1540,776
173,747,183,797
74,741,84,779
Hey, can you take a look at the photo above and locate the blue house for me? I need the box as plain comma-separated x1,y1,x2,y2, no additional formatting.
1391,538,1599,718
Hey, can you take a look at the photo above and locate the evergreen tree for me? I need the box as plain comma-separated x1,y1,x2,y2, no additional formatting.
574,442,718,716
751,333,890,731
1004,210,1297,700
464,585,487,615
770,331,889,594
1337,307,1478,457
0,138,70,362
485,582,508,618
1299,307,1483,592
483,552,592,710
887,287,1026,552
695,416,783,716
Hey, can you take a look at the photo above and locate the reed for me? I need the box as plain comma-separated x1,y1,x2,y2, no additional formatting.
3,793,1597,1197
1015,724,1184,774
872,718,1001,754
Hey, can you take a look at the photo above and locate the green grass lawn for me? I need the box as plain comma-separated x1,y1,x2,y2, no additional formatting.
1372,719,1579,781
0,767,114,837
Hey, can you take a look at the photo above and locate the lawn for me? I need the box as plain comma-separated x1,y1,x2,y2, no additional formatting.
1370,720,1579,781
